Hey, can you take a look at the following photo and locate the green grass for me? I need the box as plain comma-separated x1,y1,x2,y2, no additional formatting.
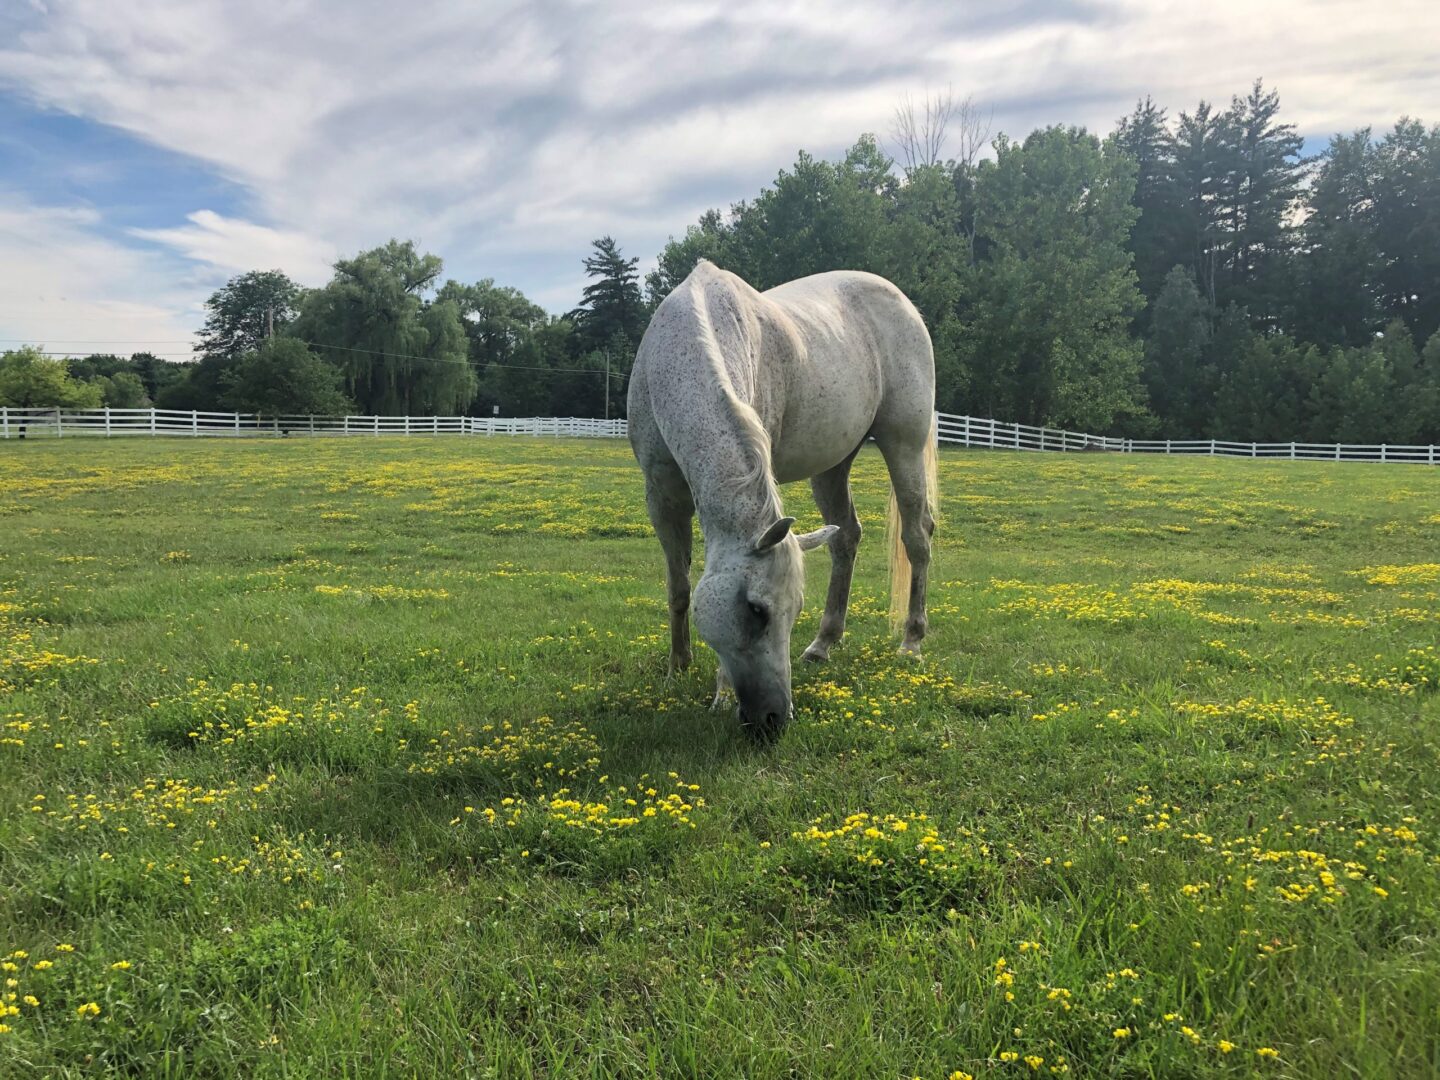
1,435,1438,1079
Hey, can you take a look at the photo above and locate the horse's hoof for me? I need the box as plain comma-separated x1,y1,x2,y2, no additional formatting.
898,641,923,659
667,652,692,676
801,643,830,664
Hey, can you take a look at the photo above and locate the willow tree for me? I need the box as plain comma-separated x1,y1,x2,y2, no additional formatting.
292,240,476,415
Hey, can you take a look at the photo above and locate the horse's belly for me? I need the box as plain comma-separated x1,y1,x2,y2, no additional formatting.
770,397,876,484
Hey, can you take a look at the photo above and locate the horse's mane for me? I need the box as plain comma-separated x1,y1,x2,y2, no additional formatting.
690,264,783,521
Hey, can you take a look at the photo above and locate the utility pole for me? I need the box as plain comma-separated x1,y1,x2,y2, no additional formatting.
604,350,610,421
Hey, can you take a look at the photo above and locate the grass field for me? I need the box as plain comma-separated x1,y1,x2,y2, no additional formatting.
2,435,1438,1079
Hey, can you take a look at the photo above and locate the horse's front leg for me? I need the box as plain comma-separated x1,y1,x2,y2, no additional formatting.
802,455,863,663
645,475,695,675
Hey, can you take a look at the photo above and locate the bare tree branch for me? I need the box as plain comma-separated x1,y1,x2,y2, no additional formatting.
891,88,991,175
951,94,993,172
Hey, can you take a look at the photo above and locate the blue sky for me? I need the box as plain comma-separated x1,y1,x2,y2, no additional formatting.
2,0,1438,358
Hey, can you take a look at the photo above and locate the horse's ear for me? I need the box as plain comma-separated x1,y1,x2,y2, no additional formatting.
796,525,839,552
752,517,795,553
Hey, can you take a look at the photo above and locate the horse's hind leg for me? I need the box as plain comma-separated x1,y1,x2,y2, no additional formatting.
876,436,935,655
644,468,695,674
801,447,864,663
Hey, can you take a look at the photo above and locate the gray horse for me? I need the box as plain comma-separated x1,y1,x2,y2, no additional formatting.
628,260,938,740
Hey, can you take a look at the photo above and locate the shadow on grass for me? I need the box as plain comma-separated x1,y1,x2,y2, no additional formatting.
269,682,762,855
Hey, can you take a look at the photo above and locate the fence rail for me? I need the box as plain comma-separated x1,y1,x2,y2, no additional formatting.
934,413,1439,464
0,408,627,441
1,406,1435,464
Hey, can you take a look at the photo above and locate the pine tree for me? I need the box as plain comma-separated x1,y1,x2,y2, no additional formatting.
1216,81,1306,321
1169,101,1229,310
1114,97,1180,309
571,236,647,357
1295,130,1383,346
1371,119,1440,343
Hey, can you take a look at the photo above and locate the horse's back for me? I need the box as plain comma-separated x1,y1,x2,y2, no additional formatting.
762,270,935,472
630,262,934,487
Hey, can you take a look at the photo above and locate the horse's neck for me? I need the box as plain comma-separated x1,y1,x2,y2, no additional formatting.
650,275,783,544
680,394,781,546
654,318,782,545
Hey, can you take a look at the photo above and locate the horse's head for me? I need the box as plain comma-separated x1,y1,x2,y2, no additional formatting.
692,516,837,741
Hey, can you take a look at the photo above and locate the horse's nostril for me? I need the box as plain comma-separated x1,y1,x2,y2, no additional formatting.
738,708,785,743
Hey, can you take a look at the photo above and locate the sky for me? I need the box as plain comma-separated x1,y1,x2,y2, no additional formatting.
2,0,1439,360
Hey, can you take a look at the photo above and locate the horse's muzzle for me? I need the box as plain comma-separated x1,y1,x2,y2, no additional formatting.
737,701,792,743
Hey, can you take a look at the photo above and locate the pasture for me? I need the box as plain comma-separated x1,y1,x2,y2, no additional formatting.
1,436,1437,1078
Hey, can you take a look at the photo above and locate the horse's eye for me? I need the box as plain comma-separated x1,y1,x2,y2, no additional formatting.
747,601,767,622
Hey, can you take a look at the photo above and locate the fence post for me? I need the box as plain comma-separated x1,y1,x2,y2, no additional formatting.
1430,444,1435,466
1335,443,1341,461
404,415,411,436
56,408,63,438
1,406,7,439
374,415,379,436
1209,438,1215,456
235,412,241,434
150,408,156,435
1380,443,1387,463
1289,441,1295,460
309,415,315,435
1165,438,1171,454
343,415,350,435
1250,443,1257,458
191,410,198,436
433,415,439,435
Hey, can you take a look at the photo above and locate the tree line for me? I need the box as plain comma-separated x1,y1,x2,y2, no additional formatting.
4,80,1438,443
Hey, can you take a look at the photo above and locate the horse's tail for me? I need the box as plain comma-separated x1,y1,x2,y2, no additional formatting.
888,413,940,629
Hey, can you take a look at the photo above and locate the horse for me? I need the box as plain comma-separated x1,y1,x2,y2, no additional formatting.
627,260,938,741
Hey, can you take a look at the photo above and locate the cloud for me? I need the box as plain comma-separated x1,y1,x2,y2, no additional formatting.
1,0,1438,322
130,211,337,284
0,194,203,357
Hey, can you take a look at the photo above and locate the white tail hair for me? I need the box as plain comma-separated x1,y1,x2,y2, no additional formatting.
888,414,940,629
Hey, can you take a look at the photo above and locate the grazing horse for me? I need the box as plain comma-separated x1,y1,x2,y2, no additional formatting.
628,260,938,740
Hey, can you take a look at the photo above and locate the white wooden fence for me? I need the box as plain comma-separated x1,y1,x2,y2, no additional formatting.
934,413,1440,464
2,406,1435,464
0,407,626,441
